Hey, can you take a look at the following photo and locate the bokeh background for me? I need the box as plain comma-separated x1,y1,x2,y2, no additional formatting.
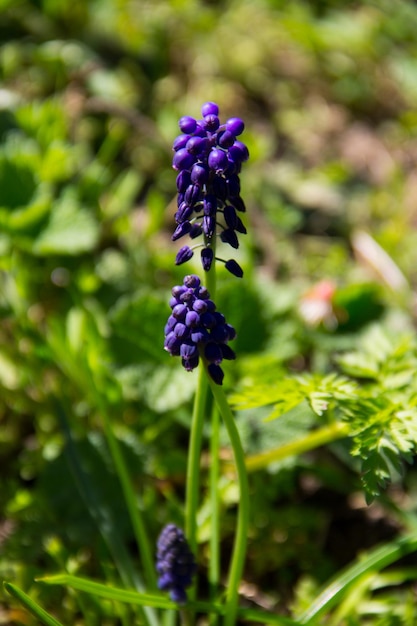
2,0,417,624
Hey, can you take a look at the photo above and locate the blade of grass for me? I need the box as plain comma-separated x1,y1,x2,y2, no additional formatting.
296,532,417,624
53,398,158,626
4,582,65,626
38,574,300,624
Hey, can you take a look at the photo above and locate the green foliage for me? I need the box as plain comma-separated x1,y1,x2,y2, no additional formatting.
1,0,417,624
232,324,417,502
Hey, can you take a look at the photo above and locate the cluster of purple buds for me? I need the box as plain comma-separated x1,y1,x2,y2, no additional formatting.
156,523,197,604
172,101,249,278
164,274,236,385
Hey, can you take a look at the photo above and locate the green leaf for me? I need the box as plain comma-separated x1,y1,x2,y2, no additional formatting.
37,574,299,624
231,373,357,420
34,187,99,255
4,582,65,626
296,532,417,624
116,363,196,411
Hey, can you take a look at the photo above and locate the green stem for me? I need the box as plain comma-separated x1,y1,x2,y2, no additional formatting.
209,406,221,625
98,399,157,591
185,364,209,575
243,422,349,473
207,375,250,626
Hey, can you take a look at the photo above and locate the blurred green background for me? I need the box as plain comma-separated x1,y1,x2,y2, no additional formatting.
2,0,417,624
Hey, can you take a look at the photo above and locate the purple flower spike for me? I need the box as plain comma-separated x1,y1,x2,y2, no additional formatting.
164,275,236,384
170,102,249,274
156,524,196,604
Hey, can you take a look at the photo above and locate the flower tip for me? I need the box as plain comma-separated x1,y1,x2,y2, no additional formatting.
225,259,244,278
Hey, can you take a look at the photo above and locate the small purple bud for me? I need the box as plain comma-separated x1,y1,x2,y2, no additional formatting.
224,205,237,229
185,183,201,206
175,246,194,265
220,344,236,360
201,101,219,116
211,324,229,343
220,228,239,249
229,196,246,213
180,343,198,359
174,323,189,338
172,221,192,241
180,288,195,303
225,259,243,278
225,323,236,340
164,332,181,354
213,312,226,325
228,140,249,163
173,148,195,171
191,163,209,184
200,312,216,328
173,134,190,151
172,303,188,320
235,216,247,234
217,129,235,148
225,117,245,136
208,148,228,172
193,299,208,313
207,363,224,385
185,310,200,327
191,327,209,343
172,285,187,298
184,274,201,288
176,171,191,192
186,135,207,156
201,247,214,271
179,116,197,134
203,114,220,131
164,315,177,334
176,202,194,223
204,342,223,363
198,286,210,299
182,355,200,371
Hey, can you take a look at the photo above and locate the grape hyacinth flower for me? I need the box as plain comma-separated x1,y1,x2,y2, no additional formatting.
156,523,197,604
164,274,236,385
172,102,249,278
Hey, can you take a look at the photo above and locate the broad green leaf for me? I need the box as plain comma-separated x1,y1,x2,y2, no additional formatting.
116,363,196,411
